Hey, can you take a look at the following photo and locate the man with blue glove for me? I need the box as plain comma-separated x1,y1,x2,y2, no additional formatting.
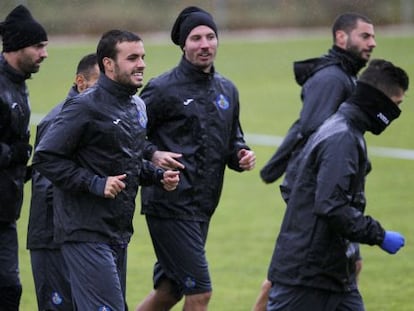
381,231,404,254
266,59,408,311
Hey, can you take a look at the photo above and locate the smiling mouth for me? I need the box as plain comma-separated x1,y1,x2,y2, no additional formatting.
133,72,143,78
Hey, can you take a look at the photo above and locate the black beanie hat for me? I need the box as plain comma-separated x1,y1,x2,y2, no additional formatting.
0,5,48,52
349,81,401,135
171,6,218,49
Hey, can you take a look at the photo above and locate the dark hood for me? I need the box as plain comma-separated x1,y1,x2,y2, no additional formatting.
293,45,367,86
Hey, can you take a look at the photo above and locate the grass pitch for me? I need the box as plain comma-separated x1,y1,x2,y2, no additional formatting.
18,31,414,310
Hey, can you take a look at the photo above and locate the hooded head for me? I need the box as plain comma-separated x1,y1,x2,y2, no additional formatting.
0,5,48,52
171,6,218,49
350,59,409,135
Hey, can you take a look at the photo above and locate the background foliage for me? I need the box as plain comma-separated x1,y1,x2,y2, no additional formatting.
1,0,414,35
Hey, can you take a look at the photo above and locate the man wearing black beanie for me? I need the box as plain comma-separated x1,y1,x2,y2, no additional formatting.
0,5,48,310
171,6,218,49
137,6,255,311
266,59,408,311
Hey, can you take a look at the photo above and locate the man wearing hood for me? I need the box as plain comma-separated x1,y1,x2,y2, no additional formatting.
254,12,376,310
266,59,408,310
0,5,48,309
261,12,376,183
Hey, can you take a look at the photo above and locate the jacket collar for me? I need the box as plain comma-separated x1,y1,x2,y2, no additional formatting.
293,45,367,86
179,56,215,81
98,73,137,99
67,85,79,99
328,45,367,76
0,53,30,83
337,102,370,134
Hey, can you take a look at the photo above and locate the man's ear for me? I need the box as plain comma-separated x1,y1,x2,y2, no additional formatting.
335,30,348,49
75,74,86,92
102,57,114,73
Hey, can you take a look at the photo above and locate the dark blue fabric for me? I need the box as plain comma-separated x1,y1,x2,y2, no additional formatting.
0,222,20,287
141,57,249,221
267,282,365,311
32,75,149,245
61,242,127,310
30,249,73,310
0,222,21,310
0,54,31,222
146,216,212,295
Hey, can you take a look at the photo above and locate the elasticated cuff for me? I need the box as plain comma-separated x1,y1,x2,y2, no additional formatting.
88,176,106,197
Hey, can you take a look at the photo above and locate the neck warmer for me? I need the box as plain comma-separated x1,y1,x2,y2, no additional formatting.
348,81,401,135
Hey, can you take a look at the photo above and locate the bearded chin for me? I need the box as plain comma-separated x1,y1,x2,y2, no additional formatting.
346,44,364,60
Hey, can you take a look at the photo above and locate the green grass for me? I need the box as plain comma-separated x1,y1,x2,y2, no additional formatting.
18,33,414,310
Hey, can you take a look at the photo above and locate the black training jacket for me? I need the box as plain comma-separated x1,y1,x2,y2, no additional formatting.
260,46,365,183
267,103,385,292
0,54,31,222
33,75,161,245
141,57,249,221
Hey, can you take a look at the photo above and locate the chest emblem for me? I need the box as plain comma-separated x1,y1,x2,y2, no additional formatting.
215,94,230,110
137,110,147,128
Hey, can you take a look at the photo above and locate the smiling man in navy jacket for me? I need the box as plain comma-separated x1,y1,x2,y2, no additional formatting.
33,29,179,310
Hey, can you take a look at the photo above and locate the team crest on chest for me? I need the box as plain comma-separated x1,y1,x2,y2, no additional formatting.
137,110,147,128
215,94,230,110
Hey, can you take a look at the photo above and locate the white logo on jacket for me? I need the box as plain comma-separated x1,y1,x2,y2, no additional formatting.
377,112,390,125
183,99,194,106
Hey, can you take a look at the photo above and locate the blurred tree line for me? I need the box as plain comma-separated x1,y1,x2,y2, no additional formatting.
1,0,413,35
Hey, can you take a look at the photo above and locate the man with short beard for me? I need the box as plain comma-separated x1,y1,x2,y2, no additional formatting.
136,6,255,311
33,30,179,310
261,12,376,184
255,12,376,311
267,58,408,311
0,5,48,310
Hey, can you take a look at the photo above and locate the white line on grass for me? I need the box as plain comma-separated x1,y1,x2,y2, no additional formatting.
30,114,414,161
246,133,414,160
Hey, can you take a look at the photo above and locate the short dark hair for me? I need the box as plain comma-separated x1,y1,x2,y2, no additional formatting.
359,59,409,98
332,12,373,42
96,29,142,73
76,53,97,78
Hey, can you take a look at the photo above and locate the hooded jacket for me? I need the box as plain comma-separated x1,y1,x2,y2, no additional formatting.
267,102,389,292
260,46,366,183
141,57,250,221
33,75,162,245
0,54,31,222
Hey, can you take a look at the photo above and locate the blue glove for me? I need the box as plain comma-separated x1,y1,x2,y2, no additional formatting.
380,231,405,254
